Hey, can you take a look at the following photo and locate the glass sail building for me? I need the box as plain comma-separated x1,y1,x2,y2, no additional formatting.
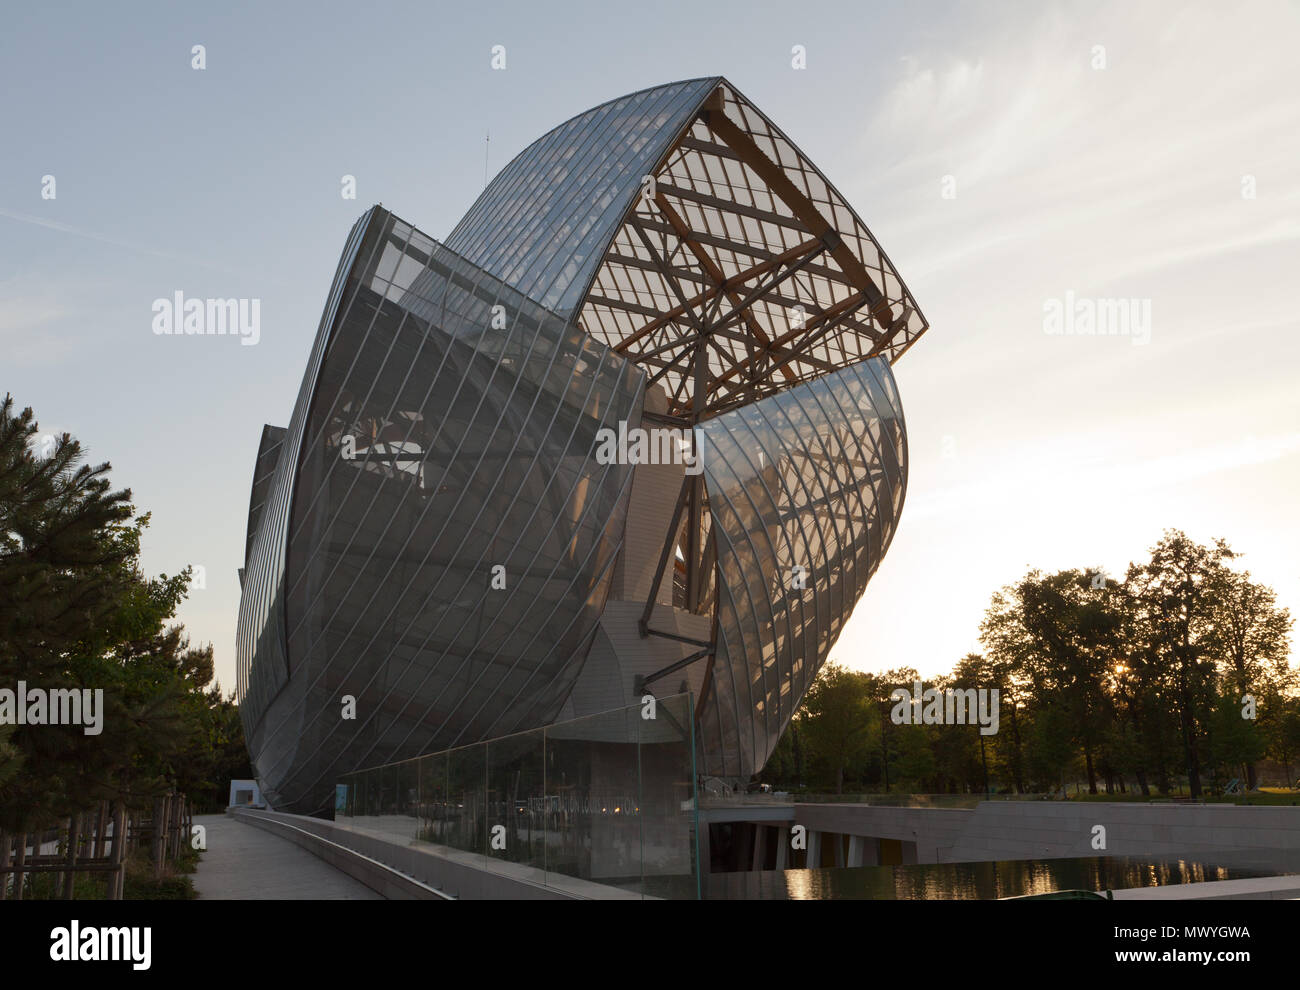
236,77,929,816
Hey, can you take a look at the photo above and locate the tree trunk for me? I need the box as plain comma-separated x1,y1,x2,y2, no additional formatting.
173,795,184,859
164,793,175,861
1008,703,1025,793
93,802,107,859
151,798,164,879
109,803,127,900
12,833,26,901
1181,706,1202,798
62,813,79,899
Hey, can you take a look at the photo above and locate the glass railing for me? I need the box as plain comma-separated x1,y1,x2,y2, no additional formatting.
335,693,700,899
699,791,1053,808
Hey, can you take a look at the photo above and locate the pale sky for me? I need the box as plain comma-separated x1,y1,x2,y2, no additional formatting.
1,0,1296,692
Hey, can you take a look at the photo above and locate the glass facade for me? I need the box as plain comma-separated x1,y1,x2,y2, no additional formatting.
237,209,373,733
237,76,929,817
337,693,700,899
243,424,285,571
236,207,645,814
447,78,719,318
696,357,907,777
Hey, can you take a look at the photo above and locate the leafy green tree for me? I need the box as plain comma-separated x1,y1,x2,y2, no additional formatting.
798,662,875,794
1,395,136,831
876,666,921,792
931,657,992,793
1207,691,1265,789
0,394,247,833
893,724,938,790
1024,701,1076,793
1268,700,1300,786
759,529,1293,801
1204,568,1293,789
980,569,1120,793
1125,530,1237,798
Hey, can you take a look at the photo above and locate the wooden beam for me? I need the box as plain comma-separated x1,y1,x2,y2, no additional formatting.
654,181,810,234
702,290,870,398
652,193,774,343
610,236,821,353
700,107,897,331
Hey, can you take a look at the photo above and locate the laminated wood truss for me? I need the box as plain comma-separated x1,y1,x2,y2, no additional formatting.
578,82,928,422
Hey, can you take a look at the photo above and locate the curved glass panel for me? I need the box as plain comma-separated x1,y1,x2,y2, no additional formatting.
696,356,907,778
447,78,720,317
239,208,644,814
244,425,285,569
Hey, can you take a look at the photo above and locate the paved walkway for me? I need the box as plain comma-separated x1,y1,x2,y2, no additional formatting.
192,813,382,899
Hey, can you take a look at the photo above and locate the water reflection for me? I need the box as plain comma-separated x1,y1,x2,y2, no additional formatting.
705,857,1280,900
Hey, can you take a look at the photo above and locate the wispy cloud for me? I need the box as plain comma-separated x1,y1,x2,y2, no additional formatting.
849,1,1300,291
0,207,265,278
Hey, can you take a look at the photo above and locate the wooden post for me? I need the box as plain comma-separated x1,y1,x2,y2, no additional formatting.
79,811,89,895
151,797,164,879
94,802,108,859
171,793,181,860
53,822,64,898
161,794,170,864
62,813,79,899
11,832,27,901
114,803,128,900
182,800,190,857
122,808,130,899
169,793,179,860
